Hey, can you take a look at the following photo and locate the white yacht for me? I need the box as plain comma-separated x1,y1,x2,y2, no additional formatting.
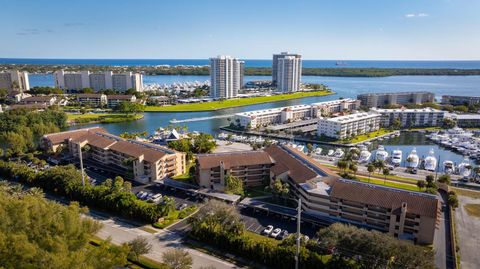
424,149,437,172
406,148,420,168
334,148,345,158
358,149,372,163
391,149,402,166
375,145,389,161
314,148,323,155
327,149,335,157
296,145,305,152
457,157,472,178
443,160,455,174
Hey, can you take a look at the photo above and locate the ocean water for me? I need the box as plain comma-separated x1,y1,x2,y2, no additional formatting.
2,58,480,69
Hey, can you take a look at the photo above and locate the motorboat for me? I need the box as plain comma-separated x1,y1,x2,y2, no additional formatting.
296,145,305,152
375,145,389,161
443,160,455,174
424,149,437,172
391,149,402,166
457,157,472,178
327,149,335,157
314,148,323,155
358,149,372,163
406,148,420,168
334,148,345,158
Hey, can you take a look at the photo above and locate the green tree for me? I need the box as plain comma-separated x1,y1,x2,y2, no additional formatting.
367,164,375,182
115,101,145,115
438,174,451,185
126,236,152,262
416,180,426,191
271,178,290,203
447,191,459,209
382,168,390,185
162,248,193,269
442,118,456,129
225,174,244,196
306,143,314,155
193,133,216,153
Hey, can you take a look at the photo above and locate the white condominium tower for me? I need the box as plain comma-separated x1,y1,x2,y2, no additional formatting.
0,70,30,93
272,52,302,92
54,70,143,92
209,55,243,99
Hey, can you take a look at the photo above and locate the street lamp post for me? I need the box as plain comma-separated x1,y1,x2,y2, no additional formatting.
77,143,85,187
295,198,302,269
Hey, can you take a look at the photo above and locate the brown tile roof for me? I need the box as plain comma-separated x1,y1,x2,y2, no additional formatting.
43,127,106,145
76,94,105,98
22,96,55,102
109,140,167,162
330,179,439,218
8,103,49,110
71,132,116,149
265,145,338,184
196,151,273,170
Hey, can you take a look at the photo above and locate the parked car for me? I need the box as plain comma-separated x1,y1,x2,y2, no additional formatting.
280,230,289,240
177,203,188,210
136,191,144,198
270,228,282,238
263,225,274,235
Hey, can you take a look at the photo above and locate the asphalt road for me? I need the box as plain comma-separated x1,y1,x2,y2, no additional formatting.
434,192,454,269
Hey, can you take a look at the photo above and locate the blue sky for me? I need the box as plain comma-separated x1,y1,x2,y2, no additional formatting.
1,0,479,60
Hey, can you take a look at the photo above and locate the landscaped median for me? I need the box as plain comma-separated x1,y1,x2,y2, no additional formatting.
67,113,143,125
145,90,334,112
338,128,396,144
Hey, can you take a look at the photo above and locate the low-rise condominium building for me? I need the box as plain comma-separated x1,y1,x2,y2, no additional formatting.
54,70,143,92
41,127,186,183
357,91,434,108
76,93,108,106
441,95,480,106
371,107,445,128
107,95,137,108
317,112,381,139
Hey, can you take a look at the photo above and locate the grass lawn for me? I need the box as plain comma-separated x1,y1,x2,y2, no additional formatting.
356,175,421,192
340,128,395,144
464,204,480,218
67,113,143,124
452,187,480,199
145,90,333,112
153,206,197,229
244,230,281,245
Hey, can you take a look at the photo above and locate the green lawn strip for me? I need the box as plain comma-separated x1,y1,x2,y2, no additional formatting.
339,128,395,144
356,175,420,191
67,113,143,124
325,163,419,183
145,90,334,112
244,230,281,245
89,235,167,269
464,204,480,218
152,206,197,229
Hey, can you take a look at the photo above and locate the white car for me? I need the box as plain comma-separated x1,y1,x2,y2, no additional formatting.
303,235,310,242
270,228,282,238
263,225,274,235
136,191,144,198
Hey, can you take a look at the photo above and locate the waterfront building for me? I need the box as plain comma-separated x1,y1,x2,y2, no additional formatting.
272,52,302,89
234,98,359,129
0,70,30,93
107,95,137,108
41,127,186,183
21,96,57,106
54,70,143,92
196,151,274,190
209,55,242,99
273,52,302,92
317,112,381,139
357,91,435,108
452,114,480,128
198,145,439,244
441,95,480,106
76,93,108,107
371,107,445,128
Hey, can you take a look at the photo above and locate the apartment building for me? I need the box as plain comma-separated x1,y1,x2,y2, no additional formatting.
41,127,186,183
371,107,445,128
272,52,302,90
21,96,57,106
234,99,359,129
451,114,480,128
0,70,30,93
357,92,435,108
275,54,302,92
107,95,137,108
441,95,480,106
197,145,439,244
76,93,108,107
195,151,274,191
210,55,243,99
317,112,381,139
54,70,143,92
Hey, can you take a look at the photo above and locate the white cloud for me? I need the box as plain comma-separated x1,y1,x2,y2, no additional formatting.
405,13,429,18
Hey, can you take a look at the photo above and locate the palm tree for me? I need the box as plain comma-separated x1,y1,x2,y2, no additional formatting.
382,168,390,185
367,164,375,183
416,180,426,191
28,187,44,198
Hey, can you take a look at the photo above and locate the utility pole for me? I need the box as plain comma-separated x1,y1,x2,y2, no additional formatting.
77,143,85,187
295,198,302,269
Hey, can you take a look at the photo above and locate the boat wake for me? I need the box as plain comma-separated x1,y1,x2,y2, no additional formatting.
170,114,234,123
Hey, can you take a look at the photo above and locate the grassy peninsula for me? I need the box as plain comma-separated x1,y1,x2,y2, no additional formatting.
145,90,334,112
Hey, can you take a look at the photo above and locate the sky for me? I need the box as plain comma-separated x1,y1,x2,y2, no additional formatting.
1,0,479,60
